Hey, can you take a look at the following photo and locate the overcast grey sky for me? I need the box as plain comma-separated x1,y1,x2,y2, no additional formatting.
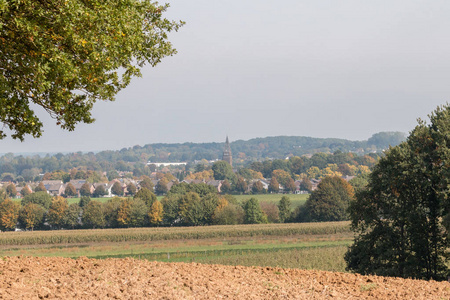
2,0,450,153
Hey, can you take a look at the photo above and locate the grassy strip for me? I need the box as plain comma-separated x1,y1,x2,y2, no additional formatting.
88,241,352,260
193,246,349,272
0,222,350,246
74,243,349,273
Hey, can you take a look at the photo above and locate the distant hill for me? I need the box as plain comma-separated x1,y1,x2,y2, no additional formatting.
0,132,406,176
141,132,406,163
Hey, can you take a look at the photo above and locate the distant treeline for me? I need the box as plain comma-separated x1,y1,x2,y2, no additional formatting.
0,185,295,231
0,132,405,180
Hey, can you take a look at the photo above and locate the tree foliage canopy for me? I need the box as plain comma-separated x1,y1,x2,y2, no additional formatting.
345,105,450,281
21,191,52,209
0,0,183,140
302,176,354,222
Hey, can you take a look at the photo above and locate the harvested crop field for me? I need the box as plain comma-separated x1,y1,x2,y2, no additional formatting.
0,257,449,299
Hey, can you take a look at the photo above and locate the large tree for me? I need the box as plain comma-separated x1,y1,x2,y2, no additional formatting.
243,198,267,224
47,196,69,229
111,181,123,196
268,177,279,193
0,198,20,230
301,176,354,222
64,182,77,197
134,187,157,207
20,185,32,197
34,182,47,192
117,198,147,227
64,203,81,229
212,161,235,181
148,200,163,226
21,191,52,209
140,176,154,191
345,105,450,281
5,184,16,198
82,200,106,228
92,184,107,198
79,183,91,197
251,180,264,194
18,203,45,230
155,178,169,196
278,196,291,223
0,0,183,140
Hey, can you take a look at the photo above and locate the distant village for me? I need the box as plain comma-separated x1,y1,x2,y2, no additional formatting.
1,137,358,199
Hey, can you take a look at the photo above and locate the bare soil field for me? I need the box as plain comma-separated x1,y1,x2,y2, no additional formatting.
0,257,449,299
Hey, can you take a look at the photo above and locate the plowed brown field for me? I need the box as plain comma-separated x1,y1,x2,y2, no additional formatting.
0,256,449,299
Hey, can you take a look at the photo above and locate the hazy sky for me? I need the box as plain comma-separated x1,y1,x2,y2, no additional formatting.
3,0,450,153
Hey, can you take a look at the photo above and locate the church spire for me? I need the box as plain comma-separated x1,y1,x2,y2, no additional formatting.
222,136,232,167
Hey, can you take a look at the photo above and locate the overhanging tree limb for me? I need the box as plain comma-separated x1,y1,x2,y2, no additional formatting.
0,0,183,140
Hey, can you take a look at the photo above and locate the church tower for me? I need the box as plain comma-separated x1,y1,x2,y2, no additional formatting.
222,136,232,167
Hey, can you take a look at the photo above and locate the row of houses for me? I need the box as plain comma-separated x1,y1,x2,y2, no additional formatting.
2,178,140,198
2,175,355,198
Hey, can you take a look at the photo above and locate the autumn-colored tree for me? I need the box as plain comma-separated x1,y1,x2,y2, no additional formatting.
338,163,355,176
155,178,169,196
47,196,69,228
18,203,45,230
260,202,279,223
212,203,244,225
35,182,47,192
82,200,106,229
220,180,232,194
163,173,176,181
235,177,248,194
306,166,321,180
140,176,154,191
185,170,214,180
5,184,17,198
268,177,279,193
64,182,77,197
252,181,265,194
299,179,313,192
117,198,147,227
0,198,20,231
271,169,292,187
20,185,32,197
116,198,131,227
178,192,219,226
126,183,137,196
148,200,164,226
79,183,91,197
134,188,157,207
111,181,123,196
284,178,296,193
237,168,254,180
